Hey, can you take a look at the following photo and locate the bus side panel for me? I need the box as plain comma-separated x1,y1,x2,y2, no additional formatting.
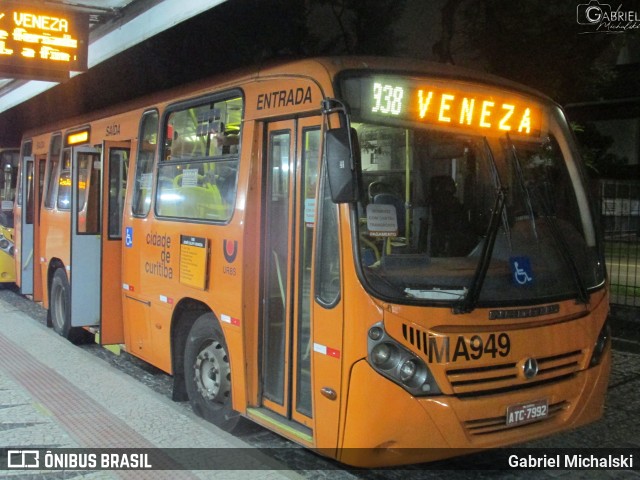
121,214,156,366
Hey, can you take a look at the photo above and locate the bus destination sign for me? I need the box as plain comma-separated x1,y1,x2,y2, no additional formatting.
346,76,543,137
0,1,89,78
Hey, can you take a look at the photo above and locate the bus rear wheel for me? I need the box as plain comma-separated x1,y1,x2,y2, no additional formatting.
184,313,243,432
50,269,90,344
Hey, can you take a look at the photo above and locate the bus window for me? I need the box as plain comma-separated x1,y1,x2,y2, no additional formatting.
156,95,242,221
16,141,32,208
108,148,129,239
0,148,19,228
56,150,72,210
339,73,604,309
44,135,62,209
296,127,320,417
262,129,291,405
132,111,158,217
24,160,34,225
0,149,19,198
316,150,341,307
77,152,101,235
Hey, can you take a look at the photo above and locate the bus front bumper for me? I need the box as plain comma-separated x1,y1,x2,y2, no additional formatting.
337,348,611,467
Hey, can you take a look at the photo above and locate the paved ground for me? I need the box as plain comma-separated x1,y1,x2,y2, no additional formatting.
0,284,639,479
0,287,301,480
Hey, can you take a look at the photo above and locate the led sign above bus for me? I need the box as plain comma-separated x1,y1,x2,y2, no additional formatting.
0,1,88,78
345,76,542,137
66,128,90,146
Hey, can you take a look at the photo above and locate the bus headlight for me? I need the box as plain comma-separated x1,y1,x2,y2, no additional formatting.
0,233,13,256
399,359,417,381
589,319,611,367
371,342,399,369
367,322,441,396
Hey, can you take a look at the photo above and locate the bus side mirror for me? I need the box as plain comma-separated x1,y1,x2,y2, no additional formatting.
325,127,361,203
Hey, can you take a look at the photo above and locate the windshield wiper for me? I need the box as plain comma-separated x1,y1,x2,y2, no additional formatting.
505,133,538,241
454,137,507,314
531,187,590,304
507,136,589,305
454,186,507,314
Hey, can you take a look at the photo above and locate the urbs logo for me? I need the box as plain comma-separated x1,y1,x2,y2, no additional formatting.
223,239,238,263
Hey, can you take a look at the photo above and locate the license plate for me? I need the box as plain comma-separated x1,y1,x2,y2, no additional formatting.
506,399,548,427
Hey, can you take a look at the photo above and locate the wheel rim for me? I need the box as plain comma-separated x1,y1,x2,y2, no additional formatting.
52,282,65,331
194,340,231,403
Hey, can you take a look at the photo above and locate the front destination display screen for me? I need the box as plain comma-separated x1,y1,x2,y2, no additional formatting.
341,75,543,137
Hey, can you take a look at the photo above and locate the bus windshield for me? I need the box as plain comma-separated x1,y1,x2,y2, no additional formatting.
342,76,604,307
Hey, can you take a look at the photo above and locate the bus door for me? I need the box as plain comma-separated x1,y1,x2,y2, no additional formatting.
18,155,34,295
259,118,344,447
69,146,102,327
100,141,130,344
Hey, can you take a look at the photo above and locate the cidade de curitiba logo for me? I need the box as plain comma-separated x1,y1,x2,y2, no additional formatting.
577,0,640,32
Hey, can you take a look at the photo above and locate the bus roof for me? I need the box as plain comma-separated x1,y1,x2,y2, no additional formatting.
22,56,554,139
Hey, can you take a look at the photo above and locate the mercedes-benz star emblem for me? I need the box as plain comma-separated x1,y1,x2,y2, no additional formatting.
523,358,539,379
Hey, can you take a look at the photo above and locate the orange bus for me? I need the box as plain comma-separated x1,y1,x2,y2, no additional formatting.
14,57,610,466
0,148,19,285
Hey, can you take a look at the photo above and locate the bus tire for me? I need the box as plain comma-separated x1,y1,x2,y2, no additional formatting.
184,313,244,432
50,269,91,344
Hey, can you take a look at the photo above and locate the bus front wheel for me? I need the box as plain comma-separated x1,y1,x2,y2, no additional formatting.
184,313,243,432
50,269,89,344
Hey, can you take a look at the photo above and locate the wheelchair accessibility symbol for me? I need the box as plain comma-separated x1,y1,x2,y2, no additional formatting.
125,227,133,248
510,256,533,286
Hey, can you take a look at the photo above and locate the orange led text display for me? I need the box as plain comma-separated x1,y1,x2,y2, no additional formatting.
370,81,542,136
0,2,88,76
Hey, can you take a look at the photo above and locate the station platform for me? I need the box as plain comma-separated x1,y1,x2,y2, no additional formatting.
0,294,302,479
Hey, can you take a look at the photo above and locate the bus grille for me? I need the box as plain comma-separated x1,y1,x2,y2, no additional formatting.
447,350,583,396
464,400,570,436
401,324,584,396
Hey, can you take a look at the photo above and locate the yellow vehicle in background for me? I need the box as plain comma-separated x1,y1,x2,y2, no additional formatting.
0,148,19,285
